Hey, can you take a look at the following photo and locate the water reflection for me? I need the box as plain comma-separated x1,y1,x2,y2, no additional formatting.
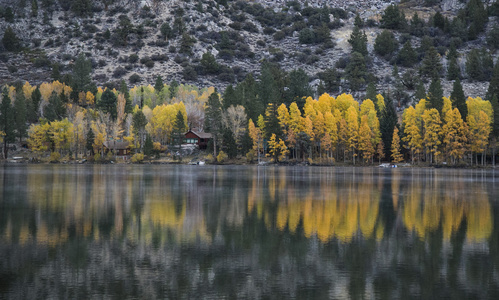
1,165,499,299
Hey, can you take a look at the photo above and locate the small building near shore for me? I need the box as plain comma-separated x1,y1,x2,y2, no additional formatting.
184,130,212,149
103,140,131,156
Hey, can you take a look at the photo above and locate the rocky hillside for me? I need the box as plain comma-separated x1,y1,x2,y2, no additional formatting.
0,0,498,101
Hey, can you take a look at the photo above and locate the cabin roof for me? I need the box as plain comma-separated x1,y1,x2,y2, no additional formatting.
185,130,212,139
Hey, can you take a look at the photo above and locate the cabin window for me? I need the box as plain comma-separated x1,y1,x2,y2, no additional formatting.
185,138,197,144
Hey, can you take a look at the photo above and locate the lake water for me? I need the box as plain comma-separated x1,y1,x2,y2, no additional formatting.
1,164,498,299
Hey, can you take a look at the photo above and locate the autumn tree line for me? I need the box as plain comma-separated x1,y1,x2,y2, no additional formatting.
0,50,499,165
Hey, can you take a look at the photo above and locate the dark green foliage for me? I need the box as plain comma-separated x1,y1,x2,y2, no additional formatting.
31,0,38,17
97,89,117,120
113,15,133,46
2,26,21,52
258,62,283,106
397,40,417,67
348,26,368,56
380,94,397,160
201,52,220,75
447,45,461,80
374,30,398,59
132,110,147,135
173,110,186,153
154,75,164,92
1,89,15,158
182,65,198,81
462,0,488,40
298,28,315,44
450,79,467,120
318,68,341,94
487,62,499,101
491,95,499,139
432,11,445,30
71,0,92,17
263,103,281,140
380,5,405,30
119,80,132,113
414,80,426,103
345,52,367,91
420,46,442,79
235,74,260,121
284,68,313,108
169,80,179,99
426,78,444,114
222,128,237,158
465,48,493,82
487,25,499,50
143,134,153,156
222,84,237,109
4,7,14,22
160,23,173,39
179,33,196,55
365,82,377,102
14,91,27,142
354,14,363,28
28,87,41,123
204,90,223,156
44,91,66,121
51,63,61,81
72,53,92,92
410,12,425,37
86,128,94,155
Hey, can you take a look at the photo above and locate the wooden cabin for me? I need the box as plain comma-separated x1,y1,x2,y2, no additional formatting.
103,140,131,156
184,130,212,149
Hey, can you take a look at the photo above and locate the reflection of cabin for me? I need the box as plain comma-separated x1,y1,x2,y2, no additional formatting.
103,140,130,155
184,130,212,149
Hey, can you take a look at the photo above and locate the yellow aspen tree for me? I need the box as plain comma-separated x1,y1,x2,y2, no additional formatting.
376,94,385,112
27,123,51,153
117,94,126,128
338,118,348,161
316,93,333,115
86,91,95,106
72,110,87,159
324,112,338,157
304,116,315,141
39,82,54,102
467,97,493,122
313,111,326,157
391,127,403,163
441,96,452,121
248,118,263,156
358,115,375,163
360,99,381,145
376,139,385,163
277,103,290,130
22,81,35,100
267,133,279,162
468,110,491,165
91,121,107,156
442,108,468,164
277,138,289,161
50,119,74,155
402,106,423,163
346,106,359,164
422,108,442,164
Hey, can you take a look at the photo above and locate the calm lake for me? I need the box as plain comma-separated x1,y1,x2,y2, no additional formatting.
1,164,498,299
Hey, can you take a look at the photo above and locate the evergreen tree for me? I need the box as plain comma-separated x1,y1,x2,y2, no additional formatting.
4,7,14,23
491,94,499,165
132,109,147,151
222,128,237,159
354,14,363,28
414,80,426,103
51,63,61,81
284,68,313,108
236,74,260,121
466,48,493,81
348,26,368,56
427,78,444,114
397,40,418,67
365,82,377,101
143,134,153,157
98,89,117,120
447,55,461,80
374,30,398,59
2,26,21,52
450,79,467,120
31,0,38,17
258,62,282,106
169,79,179,99
14,91,27,142
28,87,41,122
72,53,92,93
44,91,66,121
0,89,15,159
173,110,186,159
346,52,367,91
222,84,237,109
420,46,442,79
487,61,499,101
204,90,223,157
154,75,164,92
380,94,397,160
318,68,341,94
380,4,405,30
71,0,92,17
86,128,95,155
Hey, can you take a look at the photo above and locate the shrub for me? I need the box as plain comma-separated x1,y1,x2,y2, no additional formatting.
246,149,255,163
50,152,61,162
131,153,144,163
217,151,228,163
129,73,141,83
129,53,139,63
144,60,154,68
113,66,127,78
205,154,214,163
7,65,17,73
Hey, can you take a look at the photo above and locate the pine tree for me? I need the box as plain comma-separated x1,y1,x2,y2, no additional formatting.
450,79,467,120
154,75,164,93
44,91,66,121
98,89,117,120
427,77,444,114
0,89,15,159
380,94,397,160
86,127,95,156
414,80,426,103
28,87,41,123
374,30,398,59
422,108,442,164
365,82,377,102
72,53,92,93
2,26,21,52
447,45,461,80
222,84,237,109
486,62,499,101
348,26,368,56
14,91,27,142
204,90,223,157
346,52,367,91
397,40,418,67
143,134,154,157
420,46,442,79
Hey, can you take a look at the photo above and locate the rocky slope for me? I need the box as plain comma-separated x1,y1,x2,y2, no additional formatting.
0,0,497,101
